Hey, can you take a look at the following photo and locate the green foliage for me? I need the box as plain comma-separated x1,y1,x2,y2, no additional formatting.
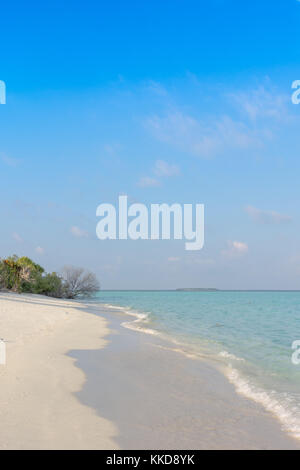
0,255,46,293
0,255,99,299
17,256,44,274
33,272,65,298
0,255,23,291
0,255,63,297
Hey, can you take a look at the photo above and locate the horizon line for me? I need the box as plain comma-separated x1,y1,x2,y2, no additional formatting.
99,289,300,292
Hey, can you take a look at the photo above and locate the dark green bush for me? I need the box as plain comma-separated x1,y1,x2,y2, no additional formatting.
33,272,65,298
0,256,100,299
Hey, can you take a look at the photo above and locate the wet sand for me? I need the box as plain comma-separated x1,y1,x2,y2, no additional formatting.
70,304,300,450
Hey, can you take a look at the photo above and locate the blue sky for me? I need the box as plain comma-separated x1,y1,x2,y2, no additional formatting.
1,0,300,289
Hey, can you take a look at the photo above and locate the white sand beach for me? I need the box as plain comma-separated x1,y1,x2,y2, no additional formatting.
0,292,118,450
0,292,299,450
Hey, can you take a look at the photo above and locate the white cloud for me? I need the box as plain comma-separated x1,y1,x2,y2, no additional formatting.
146,111,263,158
70,226,89,238
1,153,19,167
138,160,179,188
245,206,292,224
137,177,161,188
145,80,294,159
229,85,289,122
222,240,248,258
35,246,45,255
154,160,180,177
12,232,23,243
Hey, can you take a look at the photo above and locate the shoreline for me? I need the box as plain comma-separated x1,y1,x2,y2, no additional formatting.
94,300,300,443
95,298,300,443
72,302,300,450
0,292,299,450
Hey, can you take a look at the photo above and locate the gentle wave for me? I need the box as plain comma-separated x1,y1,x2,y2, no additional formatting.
226,366,300,440
102,301,300,442
102,303,161,336
218,351,245,362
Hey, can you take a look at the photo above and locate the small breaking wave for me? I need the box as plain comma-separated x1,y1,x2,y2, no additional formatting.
218,350,245,362
226,366,300,441
102,301,300,442
103,303,161,336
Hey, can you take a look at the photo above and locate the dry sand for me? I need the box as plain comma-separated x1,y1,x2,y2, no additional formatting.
0,292,118,450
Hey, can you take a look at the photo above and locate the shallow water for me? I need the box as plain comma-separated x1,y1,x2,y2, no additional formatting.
93,290,300,440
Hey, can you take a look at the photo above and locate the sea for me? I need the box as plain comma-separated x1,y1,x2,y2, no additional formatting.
93,290,300,440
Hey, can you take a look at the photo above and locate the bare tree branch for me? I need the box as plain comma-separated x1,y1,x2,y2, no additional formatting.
62,266,100,298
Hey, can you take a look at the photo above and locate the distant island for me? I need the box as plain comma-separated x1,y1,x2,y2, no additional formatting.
176,288,220,292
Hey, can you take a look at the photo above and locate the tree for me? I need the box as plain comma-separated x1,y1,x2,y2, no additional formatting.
33,272,65,298
0,256,100,299
0,255,44,292
0,256,21,290
16,256,44,292
62,266,100,298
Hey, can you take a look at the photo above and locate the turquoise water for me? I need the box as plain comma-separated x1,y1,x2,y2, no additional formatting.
94,290,300,438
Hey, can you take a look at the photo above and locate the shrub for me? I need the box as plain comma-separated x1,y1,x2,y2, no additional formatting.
62,266,100,298
0,256,100,299
33,272,64,297
0,255,24,291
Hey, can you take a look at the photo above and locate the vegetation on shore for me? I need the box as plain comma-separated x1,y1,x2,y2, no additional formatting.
0,255,100,299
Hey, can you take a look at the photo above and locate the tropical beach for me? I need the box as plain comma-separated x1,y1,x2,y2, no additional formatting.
2,0,300,454
0,291,299,450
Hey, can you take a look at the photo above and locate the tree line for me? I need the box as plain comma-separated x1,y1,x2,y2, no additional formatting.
0,255,100,299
